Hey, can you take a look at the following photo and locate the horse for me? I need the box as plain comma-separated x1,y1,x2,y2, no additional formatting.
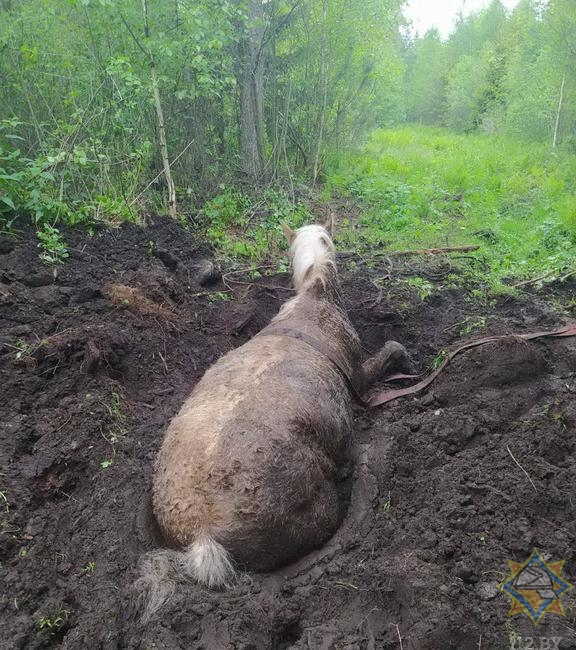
138,220,409,619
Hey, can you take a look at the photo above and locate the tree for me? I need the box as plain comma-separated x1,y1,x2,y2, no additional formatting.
0,0,406,221
544,0,576,147
404,29,447,125
237,0,266,181
140,0,177,218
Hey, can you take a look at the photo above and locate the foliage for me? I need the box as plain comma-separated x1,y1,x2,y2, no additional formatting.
80,561,96,575
0,118,135,234
36,224,69,264
0,0,405,233
37,609,70,633
326,126,576,292
403,0,576,148
1,0,575,284
404,276,433,300
198,186,313,264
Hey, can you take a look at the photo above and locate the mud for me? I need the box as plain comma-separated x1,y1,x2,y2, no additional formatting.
1,217,575,649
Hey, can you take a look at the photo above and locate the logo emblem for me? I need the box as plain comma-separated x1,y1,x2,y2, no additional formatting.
499,549,573,625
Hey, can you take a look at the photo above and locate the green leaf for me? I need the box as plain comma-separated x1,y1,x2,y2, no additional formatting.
0,195,16,210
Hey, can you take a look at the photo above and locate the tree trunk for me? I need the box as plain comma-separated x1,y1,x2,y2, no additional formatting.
312,0,328,185
238,0,265,181
142,0,177,218
552,72,566,149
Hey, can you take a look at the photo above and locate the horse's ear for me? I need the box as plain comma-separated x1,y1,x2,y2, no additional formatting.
322,213,334,236
281,222,296,243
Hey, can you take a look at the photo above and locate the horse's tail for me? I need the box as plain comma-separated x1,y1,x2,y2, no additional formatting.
136,534,235,622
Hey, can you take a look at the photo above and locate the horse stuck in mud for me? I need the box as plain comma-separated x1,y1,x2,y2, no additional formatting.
138,221,410,619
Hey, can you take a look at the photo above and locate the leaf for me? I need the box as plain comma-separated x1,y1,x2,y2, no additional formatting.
0,195,15,210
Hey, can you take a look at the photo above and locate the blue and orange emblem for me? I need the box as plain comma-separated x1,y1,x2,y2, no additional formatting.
498,548,573,625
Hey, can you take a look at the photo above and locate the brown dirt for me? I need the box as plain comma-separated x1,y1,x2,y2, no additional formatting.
1,217,576,650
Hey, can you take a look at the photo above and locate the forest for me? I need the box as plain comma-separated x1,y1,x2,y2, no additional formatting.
1,1,576,649
1,0,575,272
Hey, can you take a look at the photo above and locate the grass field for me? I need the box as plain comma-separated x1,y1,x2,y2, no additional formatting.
325,127,576,293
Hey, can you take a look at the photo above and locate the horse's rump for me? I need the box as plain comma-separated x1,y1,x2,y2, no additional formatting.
153,332,352,557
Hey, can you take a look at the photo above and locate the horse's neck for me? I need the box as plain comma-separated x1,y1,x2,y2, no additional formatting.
270,292,361,363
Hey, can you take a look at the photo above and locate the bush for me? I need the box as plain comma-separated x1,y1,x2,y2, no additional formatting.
198,186,312,265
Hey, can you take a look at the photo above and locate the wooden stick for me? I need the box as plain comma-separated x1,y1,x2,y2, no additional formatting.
507,445,537,493
388,245,480,256
512,270,556,288
337,245,479,259
513,268,575,287
394,623,404,650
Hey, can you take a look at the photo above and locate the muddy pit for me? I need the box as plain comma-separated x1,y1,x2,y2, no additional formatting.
1,217,575,650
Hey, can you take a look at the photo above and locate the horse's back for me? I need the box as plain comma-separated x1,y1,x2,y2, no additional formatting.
152,334,352,563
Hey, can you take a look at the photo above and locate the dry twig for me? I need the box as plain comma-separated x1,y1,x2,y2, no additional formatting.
394,623,404,650
388,245,479,256
506,445,537,493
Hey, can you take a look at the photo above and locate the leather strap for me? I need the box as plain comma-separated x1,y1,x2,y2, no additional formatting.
256,324,369,406
257,322,576,410
367,323,576,407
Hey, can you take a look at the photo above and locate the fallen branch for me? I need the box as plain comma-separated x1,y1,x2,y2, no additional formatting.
388,245,480,256
337,245,479,259
513,268,576,288
512,270,556,288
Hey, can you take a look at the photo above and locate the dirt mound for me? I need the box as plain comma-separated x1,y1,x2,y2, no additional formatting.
1,218,575,649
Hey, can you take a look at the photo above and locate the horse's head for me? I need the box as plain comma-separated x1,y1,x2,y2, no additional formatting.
281,218,337,294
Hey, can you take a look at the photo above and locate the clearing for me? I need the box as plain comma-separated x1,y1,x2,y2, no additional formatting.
1,215,575,649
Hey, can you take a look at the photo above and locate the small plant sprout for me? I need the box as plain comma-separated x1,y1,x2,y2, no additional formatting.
459,316,487,336
101,389,126,452
381,492,392,513
208,291,231,303
100,459,113,469
432,351,447,370
405,276,433,300
13,339,29,361
80,561,96,575
37,609,70,633
548,403,568,430
36,224,69,264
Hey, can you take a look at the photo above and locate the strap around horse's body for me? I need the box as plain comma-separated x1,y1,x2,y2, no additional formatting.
256,324,369,407
257,322,576,410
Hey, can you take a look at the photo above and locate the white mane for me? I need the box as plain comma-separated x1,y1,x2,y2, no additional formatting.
289,224,336,293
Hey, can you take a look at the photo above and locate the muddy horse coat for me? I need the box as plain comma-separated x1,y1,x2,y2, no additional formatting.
144,223,407,612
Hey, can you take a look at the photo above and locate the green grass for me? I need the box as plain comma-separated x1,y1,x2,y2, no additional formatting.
197,186,313,267
325,126,576,292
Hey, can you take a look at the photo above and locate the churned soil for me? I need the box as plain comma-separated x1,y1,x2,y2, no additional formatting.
1,217,575,650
